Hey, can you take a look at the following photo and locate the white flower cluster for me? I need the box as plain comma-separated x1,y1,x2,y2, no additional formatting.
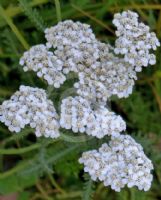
60,96,93,133
97,57,136,98
75,56,137,103
113,10,160,72
44,20,138,100
91,42,137,98
79,134,153,192
45,20,99,74
20,13,160,101
19,44,66,88
74,75,109,105
45,20,96,48
1,11,158,192
0,86,60,138
60,96,126,138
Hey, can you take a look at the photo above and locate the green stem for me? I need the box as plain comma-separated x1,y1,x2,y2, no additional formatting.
47,172,66,194
0,144,80,179
0,143,40,155
0,160,29,179
130,189,135,200
56,191,82,199
2,129,32,145
0,53,20,58
71,4,114,34
54,0,62,22
0,132,91,155
36,182,53,200
0,138,59,155
0,5,30,50
60,133,93,143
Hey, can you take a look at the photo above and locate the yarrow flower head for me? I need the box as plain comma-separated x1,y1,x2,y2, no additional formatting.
60,96,126,138
74,75,109,105
19,13,160,101
19,44,66,88
79,135,153,192
45,20,96,48
75,57,137,103
92,42,137,98
60,96,93,133
85,106,126,138
74,42,137,103
113,10,160,72
45,20,99,74
0,86,60,138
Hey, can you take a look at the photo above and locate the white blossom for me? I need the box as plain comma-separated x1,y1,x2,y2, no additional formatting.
19,44,66,88
45,20,96,48
75,42,137,102
60,96,94,133
113,10,160,71
86,106,126,138
21,16,160,102
3,11,158,193
45,20,99,74
74,75,109,105
60,96,126,138
95,42,137,98
79,134,153,192
0,85,60,138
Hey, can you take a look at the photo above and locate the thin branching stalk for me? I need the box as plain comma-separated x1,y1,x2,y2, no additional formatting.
0,144,80,179
36,182,53,200
71,4,114,34
47,172,67,194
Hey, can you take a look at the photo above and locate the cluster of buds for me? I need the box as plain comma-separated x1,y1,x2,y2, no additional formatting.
0,10,159,192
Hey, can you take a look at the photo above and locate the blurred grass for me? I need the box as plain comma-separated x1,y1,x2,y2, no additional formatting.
0,0,161,199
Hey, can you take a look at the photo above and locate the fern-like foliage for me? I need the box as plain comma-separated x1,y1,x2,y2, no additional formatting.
82,174,95,200
18,0,46,32
2,29,19,56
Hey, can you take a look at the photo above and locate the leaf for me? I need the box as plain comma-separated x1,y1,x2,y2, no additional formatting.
0,143,81,194
17,191,30,200
0,161,39,194
18,0,46,32
82,174,95,200
0,5,29,50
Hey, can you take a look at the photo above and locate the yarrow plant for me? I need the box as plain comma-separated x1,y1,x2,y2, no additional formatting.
0,10,160,192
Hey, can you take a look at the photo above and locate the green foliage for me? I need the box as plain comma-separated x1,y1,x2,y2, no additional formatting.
17,192,30,200
117,91,161,133
18,0,46,32
0,168,38,194
82,175,95,200
0,0,161,199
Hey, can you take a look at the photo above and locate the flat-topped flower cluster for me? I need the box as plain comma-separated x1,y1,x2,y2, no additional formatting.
79,135,153,192
0,86,60,138
0,10,160,192
60,96,126,138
